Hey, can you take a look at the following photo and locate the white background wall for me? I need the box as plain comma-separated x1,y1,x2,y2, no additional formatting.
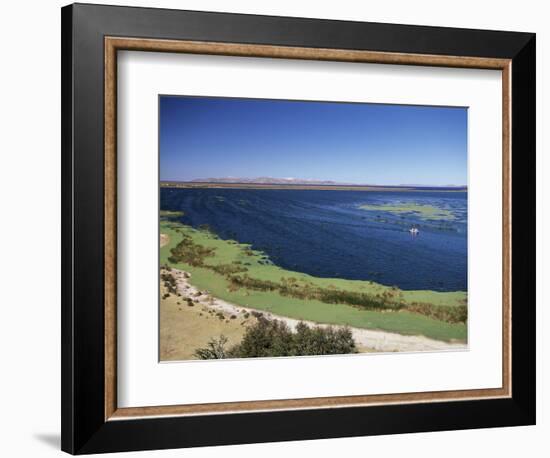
0,0,545,456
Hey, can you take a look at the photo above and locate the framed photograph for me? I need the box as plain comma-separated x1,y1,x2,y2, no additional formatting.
61,3,536,454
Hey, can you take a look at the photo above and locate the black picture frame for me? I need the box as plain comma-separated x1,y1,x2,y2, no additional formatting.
61,3,536,454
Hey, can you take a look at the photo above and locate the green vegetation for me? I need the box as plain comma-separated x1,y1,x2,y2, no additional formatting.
359,203,456,221
160,220,467,342
160,210,185,219
194,317,357,359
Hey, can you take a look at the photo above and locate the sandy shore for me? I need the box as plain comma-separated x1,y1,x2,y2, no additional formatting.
170,268,466,353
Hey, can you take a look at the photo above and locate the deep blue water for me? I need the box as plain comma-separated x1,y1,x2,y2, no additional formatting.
160,188,467,292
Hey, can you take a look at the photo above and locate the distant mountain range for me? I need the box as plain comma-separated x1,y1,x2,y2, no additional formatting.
400,183,467,188
190,177,341,185
187,177,466,188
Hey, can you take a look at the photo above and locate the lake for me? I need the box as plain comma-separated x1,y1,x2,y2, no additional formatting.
160,188,467,292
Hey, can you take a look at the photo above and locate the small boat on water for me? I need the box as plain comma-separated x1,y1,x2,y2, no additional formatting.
409,226,419,235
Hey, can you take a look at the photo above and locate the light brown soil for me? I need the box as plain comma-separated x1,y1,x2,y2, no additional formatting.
159,268,258,361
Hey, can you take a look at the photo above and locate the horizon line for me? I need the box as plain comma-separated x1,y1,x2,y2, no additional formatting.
160,179,468,189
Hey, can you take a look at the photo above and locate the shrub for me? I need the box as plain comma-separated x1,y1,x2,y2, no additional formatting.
227,318,294,358
160,271,177,294
210,263,248,275
168,235,216,266
194,318,357,360
291,321,357,356
194,335,229,359
405,303,467,324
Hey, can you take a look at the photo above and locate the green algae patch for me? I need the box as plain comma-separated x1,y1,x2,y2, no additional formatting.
359,203,456,221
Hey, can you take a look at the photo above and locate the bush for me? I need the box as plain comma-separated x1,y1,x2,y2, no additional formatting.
168,235,216,266
210,263,248,275
194,335,229,359
405,303,467,324
291,321,357,356
228,318,294,358
194,318,357,360
160,271,177,294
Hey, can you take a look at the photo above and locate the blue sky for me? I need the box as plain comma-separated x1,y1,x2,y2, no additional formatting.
159,96,467,186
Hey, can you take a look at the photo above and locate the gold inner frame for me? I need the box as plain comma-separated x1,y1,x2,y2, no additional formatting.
104,37,512,421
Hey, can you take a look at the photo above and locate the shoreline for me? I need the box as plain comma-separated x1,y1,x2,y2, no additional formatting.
170,267,466,354
161,182,467,192
161,221,467,304
160,220,468,342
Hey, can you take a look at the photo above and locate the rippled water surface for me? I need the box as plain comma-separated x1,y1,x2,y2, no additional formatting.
160,188,467,292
